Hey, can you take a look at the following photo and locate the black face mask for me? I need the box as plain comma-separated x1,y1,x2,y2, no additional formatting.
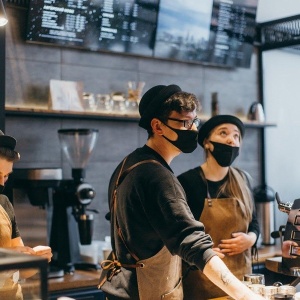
162,123,198,153
0,185,4,194
209,141,239,167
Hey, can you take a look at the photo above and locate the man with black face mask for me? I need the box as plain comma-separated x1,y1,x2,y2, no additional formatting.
99,87,264,300
0,130,52,299
178,114,260,300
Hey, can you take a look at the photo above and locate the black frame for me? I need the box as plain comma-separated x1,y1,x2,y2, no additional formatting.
0,248,48,300
256,14,300,186
0,1,6,131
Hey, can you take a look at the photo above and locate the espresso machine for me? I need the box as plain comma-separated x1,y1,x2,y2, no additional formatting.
12,128,99,275
275,192,300,274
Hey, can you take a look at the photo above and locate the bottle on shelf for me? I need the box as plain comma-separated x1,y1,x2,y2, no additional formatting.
211,92,219,116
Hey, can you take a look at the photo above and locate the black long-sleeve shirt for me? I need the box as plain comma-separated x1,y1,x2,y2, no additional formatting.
177,166,260,240
106,145,216,298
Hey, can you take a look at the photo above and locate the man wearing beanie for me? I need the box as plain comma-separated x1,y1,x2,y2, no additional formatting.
99,85,264,300
0,130,52,299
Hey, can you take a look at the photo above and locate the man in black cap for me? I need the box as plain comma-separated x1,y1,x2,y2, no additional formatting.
0,130,52,297
178,115,260,299
99,86,264,300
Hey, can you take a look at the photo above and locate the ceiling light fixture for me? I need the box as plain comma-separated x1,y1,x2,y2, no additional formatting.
0,0,8,27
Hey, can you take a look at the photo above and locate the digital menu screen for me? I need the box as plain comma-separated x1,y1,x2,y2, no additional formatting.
26,0,159,56
208,0,258,68
26,0,259,68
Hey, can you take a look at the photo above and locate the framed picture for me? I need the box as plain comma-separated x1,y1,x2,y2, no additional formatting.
49,79,84,111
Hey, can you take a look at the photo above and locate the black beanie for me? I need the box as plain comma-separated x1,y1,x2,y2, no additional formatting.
139,84,182,129
198,115,245,147
0,130,17,150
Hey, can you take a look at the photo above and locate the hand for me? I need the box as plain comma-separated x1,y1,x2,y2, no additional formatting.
33,246,53,262
282,240,299,258
218,232,254,256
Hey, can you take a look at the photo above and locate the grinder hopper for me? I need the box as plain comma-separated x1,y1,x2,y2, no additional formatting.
58,128,98,182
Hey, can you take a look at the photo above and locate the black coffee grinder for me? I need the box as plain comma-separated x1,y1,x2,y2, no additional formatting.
50,128,99,273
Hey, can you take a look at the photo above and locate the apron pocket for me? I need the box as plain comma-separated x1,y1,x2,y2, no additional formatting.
161,277,183,300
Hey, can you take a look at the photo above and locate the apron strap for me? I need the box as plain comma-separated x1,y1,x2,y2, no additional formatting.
112,158,162,263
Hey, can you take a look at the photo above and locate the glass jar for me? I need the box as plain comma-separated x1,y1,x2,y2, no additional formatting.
83,93,97,111
96,94,112,112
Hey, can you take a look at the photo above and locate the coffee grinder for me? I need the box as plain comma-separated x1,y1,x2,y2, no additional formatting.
49,128,99,273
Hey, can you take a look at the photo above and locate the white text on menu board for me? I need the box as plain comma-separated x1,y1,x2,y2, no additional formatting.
100,0,117,40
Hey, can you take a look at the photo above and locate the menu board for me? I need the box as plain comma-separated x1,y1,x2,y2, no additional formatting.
207,0,258,68
26,0,258,68
26,0,159,56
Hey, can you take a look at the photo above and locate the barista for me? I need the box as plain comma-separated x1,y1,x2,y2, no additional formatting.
100,86,264,300
0,130,52,299
178,115,260,299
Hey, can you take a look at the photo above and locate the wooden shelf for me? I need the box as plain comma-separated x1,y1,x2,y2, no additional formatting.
5,106,277,127
5,106,140,122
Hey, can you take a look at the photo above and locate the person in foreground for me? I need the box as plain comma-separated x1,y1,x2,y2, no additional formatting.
98,85,264,300
178,114,260,299
0,130,52,299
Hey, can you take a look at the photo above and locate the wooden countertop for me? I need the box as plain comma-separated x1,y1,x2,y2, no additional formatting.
48,269,101,292
44,245,281,294
209,298,232,300
255,244,282,264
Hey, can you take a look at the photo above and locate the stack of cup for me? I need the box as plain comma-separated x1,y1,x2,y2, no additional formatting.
262,285,278,299
273,285,296,300
243,273,265,285
243,274,265,296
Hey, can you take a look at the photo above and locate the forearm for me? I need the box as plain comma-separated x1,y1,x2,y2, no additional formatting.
203,256,264,300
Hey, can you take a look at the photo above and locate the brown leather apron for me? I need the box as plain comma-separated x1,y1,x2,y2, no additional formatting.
183,172,252,299
102,246,183,300
0,204,23,300
100,158,183,299
136,246,182,300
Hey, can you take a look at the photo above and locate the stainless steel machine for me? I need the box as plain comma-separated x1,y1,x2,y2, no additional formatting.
263,193,300,288
12,128,99,275
275,193,300,273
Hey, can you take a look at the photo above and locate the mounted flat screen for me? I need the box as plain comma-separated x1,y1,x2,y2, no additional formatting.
26,0,259,68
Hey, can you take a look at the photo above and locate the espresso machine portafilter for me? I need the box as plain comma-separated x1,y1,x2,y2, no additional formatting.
50,128,99,273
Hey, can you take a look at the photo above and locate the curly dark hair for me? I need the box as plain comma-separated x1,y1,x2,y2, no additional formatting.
0,147,20,162
145,91,199,136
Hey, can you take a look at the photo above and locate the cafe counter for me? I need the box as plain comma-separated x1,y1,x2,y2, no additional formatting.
46,245,282,299
48,269,104,300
